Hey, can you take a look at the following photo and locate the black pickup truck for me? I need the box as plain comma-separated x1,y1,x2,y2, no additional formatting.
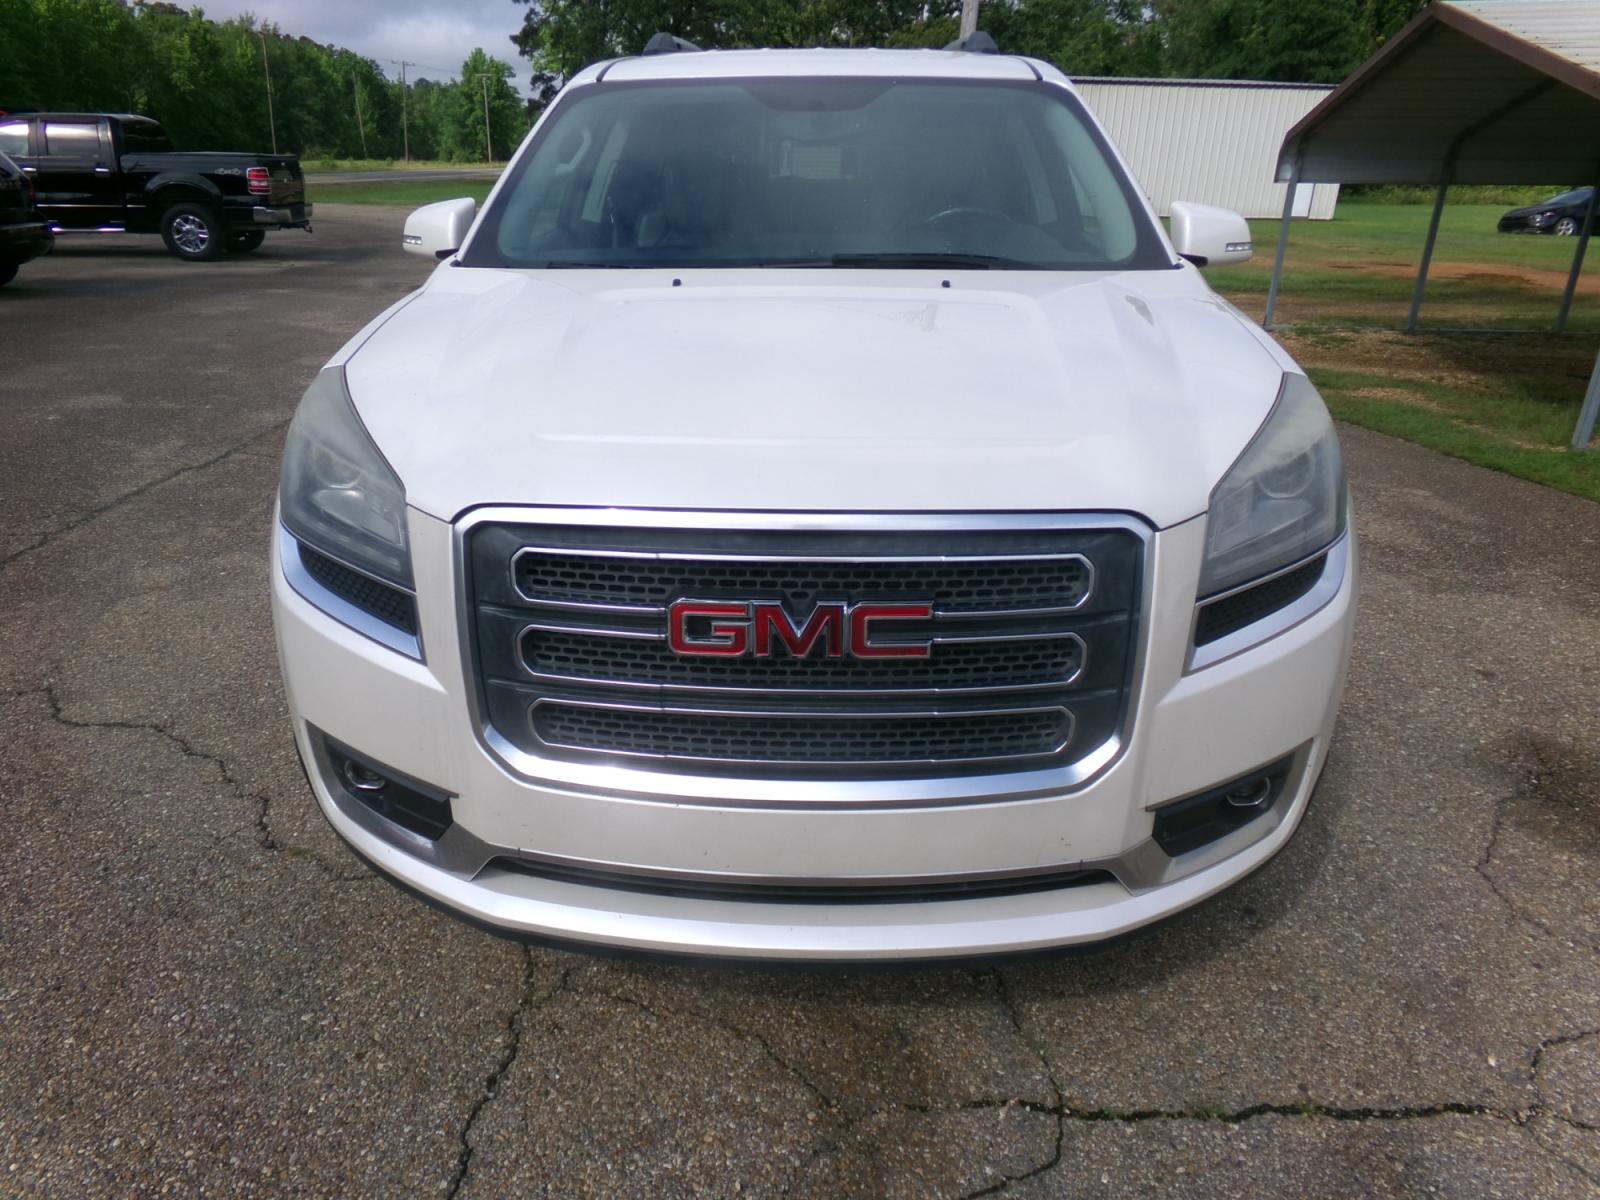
0,112,311,261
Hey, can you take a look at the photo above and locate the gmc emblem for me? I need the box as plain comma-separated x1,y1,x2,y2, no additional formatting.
668,599,933,659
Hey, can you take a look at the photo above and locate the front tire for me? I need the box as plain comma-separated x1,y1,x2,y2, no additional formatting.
226,230,266,253
160,202,224,261
0,262,17,287
1554,216,1580,236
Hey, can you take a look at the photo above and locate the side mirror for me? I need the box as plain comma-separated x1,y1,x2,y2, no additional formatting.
1169,201,1253,268
402,197,476,260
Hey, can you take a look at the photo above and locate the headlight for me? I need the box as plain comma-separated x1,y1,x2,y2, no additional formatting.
279,368,411,587
1199,373,1345,597
1531,211,1554,225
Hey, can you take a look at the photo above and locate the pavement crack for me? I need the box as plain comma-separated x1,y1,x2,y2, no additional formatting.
898,1095,1517,1125
1529,1027,1600,1133
444,951,556,1200
1474,750,1592,950
954,969,1065,1199
1056,1100,1510,1123
28,684,366,883
592,988,837,1111
0,419,289,577
1474,789,1555,940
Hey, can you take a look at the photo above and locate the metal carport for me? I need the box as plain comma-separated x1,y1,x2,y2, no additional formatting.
1260,0,1600,447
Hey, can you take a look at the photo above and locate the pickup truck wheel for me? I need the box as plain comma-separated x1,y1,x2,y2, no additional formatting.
0,262,17,287
225,230,266,253
160,202,224,261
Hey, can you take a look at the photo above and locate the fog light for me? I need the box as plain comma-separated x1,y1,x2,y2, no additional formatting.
1224,777,1274,811
321,734,454,842
342,759,388,792
1151,756,1294,858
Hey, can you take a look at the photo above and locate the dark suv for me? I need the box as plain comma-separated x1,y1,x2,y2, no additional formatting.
0,150,52,286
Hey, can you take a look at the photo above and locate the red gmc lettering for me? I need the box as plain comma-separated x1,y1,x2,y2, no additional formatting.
669,599,933,659
848,603,934,658
753,601,845,658
667,600,749,656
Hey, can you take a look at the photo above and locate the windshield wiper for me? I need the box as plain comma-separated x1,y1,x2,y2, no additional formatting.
821,252,1037,270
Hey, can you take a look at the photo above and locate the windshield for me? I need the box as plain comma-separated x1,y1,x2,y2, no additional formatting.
466,78,1170,271
1542,188,1592,207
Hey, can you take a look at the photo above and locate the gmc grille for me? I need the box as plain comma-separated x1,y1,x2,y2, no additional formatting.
467,521,1142,780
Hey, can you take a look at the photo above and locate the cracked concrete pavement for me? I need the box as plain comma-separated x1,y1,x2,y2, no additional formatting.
1,206,1597,1198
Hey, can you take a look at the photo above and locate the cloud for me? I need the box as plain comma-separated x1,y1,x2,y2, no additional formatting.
193,0,534,91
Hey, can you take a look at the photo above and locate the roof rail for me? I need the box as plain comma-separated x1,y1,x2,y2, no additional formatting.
642,32,702,55
944,31,1000,54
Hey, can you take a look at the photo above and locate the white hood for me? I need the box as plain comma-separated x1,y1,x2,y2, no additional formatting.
342,265,1286,529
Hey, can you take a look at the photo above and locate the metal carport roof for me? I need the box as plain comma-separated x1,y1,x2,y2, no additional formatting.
1261,0,1600,446
1278,1,1600,185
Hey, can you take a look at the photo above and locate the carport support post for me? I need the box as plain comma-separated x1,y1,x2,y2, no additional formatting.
1555,182,1599,334
1407,174,1449,333
1575,350,1600,448
1263,155,1301,330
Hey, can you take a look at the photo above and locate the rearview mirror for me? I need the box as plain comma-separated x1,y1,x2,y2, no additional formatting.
402,197,477,260
1169,201,1253,268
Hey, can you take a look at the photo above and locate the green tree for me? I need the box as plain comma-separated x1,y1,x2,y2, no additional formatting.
0,0,489,159
1155,0,1362,83
983,0,1162,76
509,1,961,99
447,49,524,162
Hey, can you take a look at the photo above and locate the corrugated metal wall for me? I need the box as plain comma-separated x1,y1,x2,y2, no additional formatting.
1073,79,1341,220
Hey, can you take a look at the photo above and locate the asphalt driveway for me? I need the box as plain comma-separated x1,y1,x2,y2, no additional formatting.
1,207,1597,1198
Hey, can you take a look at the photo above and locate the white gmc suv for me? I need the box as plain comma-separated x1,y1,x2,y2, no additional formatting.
271,40,1356,959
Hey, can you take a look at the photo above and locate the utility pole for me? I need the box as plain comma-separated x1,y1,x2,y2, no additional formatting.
256,30,277,153
480,75,493,163
468,72,497,163
352,74,368,158
398,60,412,162
960,0,981,39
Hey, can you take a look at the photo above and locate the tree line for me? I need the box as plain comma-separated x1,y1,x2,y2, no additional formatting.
512,0,1430,100
0,0,526,160
0,0,1427,160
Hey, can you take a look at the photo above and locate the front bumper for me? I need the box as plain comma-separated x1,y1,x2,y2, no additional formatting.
271,509,1357,960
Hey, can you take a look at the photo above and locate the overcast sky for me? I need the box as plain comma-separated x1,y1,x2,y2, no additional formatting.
194,0,536,93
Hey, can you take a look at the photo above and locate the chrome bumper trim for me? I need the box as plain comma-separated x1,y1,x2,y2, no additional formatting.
308,723,1314,896
252,203,313,225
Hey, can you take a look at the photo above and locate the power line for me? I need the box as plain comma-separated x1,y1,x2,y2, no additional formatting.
381,58,463,81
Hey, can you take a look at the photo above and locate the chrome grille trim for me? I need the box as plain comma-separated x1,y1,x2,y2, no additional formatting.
515,625,1088,696
454,507,1154,808
511,544,1096,616
529,696,1075,767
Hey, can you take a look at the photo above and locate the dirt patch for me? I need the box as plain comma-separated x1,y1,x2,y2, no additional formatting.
1342,259,1600,293
1345,385,1441,408
1269,327,1595,392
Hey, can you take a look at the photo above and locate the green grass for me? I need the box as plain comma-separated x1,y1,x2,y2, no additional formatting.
311,179,496,206
1211,203,1599,332
1208,200,1599,502
1342,183,1571,207
1312,368,1600,502
303,157,499,173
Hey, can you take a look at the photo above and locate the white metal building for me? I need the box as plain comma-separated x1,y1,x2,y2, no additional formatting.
1073,78,1341,220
